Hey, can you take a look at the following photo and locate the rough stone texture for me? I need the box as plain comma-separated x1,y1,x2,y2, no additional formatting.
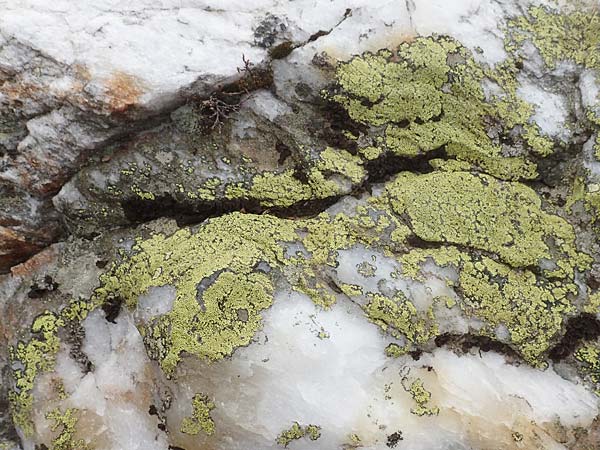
2,1,600,450
0,0,365,269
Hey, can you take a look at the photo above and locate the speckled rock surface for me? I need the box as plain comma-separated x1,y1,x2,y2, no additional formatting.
2,1,600,449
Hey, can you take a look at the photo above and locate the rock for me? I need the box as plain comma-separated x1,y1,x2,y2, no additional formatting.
2,1,600,450
0,0,366,271
53,88,366,236
0,183,63,272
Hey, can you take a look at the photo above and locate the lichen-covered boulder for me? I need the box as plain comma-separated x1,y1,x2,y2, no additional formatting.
2,2,600,450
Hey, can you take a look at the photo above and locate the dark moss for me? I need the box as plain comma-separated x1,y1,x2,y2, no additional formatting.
276,141,292,164
121,189,343,227
269,41,295,59
435,333,522,361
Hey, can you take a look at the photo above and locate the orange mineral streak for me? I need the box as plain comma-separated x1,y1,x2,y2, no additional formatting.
9,244,60,278
104,71,146,113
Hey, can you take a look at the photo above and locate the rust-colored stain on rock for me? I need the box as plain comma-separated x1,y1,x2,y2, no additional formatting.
9,244,59,278
0,227,44,273
105,71,146,113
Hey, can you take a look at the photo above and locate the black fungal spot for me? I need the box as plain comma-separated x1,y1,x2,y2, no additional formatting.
64,321,94,374
276,141,292,164
409,350,423,361
121,191,340,229
102,294,123,324
122,194,261,226
27,275,59,299
292,165,310,184
387,431,403,448
320,100,367,152
405,235,440,250
363,146,446,184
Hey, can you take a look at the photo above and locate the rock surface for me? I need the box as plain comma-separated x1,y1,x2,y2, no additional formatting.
2,1,600,449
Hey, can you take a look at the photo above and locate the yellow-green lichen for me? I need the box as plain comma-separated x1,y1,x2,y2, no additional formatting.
398,247,578,365
460,255,576,364
225,170,319,208
130,185,156,201
152,271,273,371
584,292,600,314
585,190,600,222
359,146,383,160
92,132,588,381
575,342,600,385
385,171,589,278
196,177,221,201
225,147,365,208
508,6,600,71
356,261,377,278
276,422,321,447
318,147,366,184
180,393,216,436
428,158,473,172
46,408,89,450
566,176,586,213
330,36,549,181
436,296,457,309
364,292,438,345
385,342,409,358
403,378,440,417
345,433,362,448
505,5,600,164
9,313,62,435
340,283,364,297
95,213,298,374
9,299,98,436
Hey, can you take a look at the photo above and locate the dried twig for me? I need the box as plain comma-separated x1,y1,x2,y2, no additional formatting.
201,95,240,131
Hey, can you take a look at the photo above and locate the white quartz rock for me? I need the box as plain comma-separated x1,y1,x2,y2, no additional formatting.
0,0,375,111
18,282,600,450
517,80,570,139
163,289,597,450
25,311,169,450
